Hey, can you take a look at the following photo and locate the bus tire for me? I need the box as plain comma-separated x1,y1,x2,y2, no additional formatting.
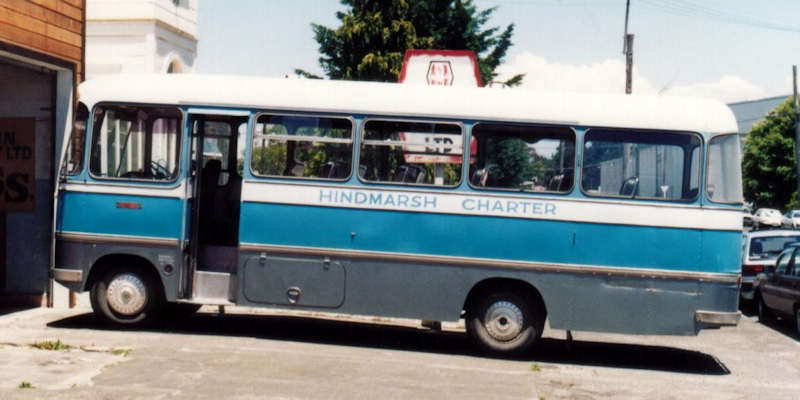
90,266,164,327
467,291,541,355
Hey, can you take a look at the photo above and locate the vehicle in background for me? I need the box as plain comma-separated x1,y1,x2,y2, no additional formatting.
781,210,800,229
753,243,800,335
754,208,782,230
743,210,755,229
741,230,800,301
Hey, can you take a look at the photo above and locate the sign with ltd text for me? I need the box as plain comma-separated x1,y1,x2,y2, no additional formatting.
0,118,35,212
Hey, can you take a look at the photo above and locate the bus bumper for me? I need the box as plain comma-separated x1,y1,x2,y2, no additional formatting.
695,310,740,328
50,268,83,290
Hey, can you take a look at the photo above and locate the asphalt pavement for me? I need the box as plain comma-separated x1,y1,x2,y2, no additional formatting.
0,304,798,399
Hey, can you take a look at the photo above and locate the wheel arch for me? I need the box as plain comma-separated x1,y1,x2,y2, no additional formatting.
85,253,166,297
463,277,547,321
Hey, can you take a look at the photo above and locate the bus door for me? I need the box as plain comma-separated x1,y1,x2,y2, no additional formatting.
184,112,248,303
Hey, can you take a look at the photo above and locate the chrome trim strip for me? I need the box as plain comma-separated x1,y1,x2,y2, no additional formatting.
52,268,83,283
61,182,185,199
239,242,740,284
695,310,741,326
57,232,179,247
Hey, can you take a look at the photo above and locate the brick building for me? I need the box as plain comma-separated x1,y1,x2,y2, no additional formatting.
0,0,85,306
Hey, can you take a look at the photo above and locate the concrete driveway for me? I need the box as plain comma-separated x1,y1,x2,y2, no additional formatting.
0,305,798,399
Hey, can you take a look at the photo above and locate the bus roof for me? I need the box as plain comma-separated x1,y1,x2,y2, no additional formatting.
78,74,738,134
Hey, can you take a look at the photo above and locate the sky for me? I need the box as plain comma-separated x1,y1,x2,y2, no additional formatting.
197,0,800,103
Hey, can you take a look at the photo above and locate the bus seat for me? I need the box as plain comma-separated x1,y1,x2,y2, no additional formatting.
393,165,426,183
619,176,639,197
471,168,488,186
547,174,564,191
201,159,222,207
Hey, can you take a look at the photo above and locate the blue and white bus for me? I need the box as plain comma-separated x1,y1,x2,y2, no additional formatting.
53,74,742,354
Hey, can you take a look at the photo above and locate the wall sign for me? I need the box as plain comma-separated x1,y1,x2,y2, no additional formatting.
0,118,35,212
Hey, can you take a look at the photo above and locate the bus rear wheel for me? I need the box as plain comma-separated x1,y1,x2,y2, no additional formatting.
467,291,542,355
90,266,164,327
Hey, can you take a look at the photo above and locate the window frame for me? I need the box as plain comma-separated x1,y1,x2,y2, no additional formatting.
357,117,466,188
705,133,744,205
87,102,184,184
579,127,704,202
467,122,578,194
249,112,356,182
64,102,90,176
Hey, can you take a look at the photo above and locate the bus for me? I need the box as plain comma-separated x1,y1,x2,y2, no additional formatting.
52,74,742,355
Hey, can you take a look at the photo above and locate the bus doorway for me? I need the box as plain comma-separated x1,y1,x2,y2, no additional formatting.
185,114,247,302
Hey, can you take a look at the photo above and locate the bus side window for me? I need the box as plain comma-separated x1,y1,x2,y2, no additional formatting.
581,129,701,201
64,102,89,175
250,114,353,180
469,123,575,193
358,119,463,187
88,105,182,181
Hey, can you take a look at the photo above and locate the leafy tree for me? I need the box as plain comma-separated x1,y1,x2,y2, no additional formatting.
299,0,523,86
742,97,797,210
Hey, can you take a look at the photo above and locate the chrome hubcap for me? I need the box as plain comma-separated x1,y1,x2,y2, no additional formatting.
106,273,147,316
484,300,524,342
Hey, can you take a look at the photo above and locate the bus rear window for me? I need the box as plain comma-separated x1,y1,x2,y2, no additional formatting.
581,129,701,201
359,119,463,186
89,105,182,181
707,134,743,203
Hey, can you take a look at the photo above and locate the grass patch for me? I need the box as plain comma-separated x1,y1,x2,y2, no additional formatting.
530,362,541,372
111,348,132,357
31,340,72,351
18,381,34,389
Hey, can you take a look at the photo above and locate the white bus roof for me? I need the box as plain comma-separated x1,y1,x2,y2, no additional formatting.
78,74,738,134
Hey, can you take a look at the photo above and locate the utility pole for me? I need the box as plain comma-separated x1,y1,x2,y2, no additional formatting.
793,66,800,206
623,0,633,94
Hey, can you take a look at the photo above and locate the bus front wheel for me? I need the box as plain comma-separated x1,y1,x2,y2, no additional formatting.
467,291,542,355
90,266,164,327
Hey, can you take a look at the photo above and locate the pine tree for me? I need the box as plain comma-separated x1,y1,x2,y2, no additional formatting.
297,0,523,86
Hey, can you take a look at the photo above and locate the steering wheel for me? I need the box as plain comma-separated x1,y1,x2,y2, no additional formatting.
150,160,170,179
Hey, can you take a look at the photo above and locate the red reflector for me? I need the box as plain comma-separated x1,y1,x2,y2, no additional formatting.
116,202,142,210
742,265,764,274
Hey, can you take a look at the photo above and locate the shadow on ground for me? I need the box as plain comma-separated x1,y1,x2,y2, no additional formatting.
0,306,36,317
739,301,799,343
48,311,729,375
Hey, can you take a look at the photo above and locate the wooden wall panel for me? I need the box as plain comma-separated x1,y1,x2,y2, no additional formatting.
0,0,84,75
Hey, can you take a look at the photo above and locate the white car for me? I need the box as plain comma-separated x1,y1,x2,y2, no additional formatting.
781,210,800,229
740,230,800,300
754,208,782,229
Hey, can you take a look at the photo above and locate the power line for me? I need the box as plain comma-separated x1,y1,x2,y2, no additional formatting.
637,0,800,33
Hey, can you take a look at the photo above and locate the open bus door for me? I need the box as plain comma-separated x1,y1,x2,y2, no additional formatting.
183,111,247,304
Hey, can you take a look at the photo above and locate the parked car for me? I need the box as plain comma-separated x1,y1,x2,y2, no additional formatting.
754,208,782,230
753,243,800,335
741,230,800,302
781,210,800,229
743,210,755,229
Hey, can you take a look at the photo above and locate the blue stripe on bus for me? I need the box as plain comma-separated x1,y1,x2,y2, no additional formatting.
239,202,740,275
58,192,183,239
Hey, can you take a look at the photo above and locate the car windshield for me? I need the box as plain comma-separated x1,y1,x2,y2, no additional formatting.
793,211,800,218
749,236,800,259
